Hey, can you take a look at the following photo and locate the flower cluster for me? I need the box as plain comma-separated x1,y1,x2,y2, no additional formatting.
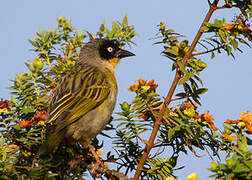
181,101,217,131
0,99,12,114
225,17,252,40
200,112,217,131
18,110,47,128
128,78,158,92
224,111,252,133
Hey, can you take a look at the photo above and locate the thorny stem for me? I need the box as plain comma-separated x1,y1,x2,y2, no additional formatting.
133,0,220,179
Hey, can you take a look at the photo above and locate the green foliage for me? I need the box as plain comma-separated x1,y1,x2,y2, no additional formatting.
97,14,137,46
209,136,252,180
113,85,163,178
154,23,208,105
0,1,251,179
112,79,220,179
209,111,252,179
147,156,177,179
202,17,251,58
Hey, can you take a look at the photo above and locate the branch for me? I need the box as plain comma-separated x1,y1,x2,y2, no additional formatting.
81,161,128,180
133,1,219,179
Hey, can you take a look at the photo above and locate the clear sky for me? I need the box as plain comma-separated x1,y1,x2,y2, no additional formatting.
0,0,251,179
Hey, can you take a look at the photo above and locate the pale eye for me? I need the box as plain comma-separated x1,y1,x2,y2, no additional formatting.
107,46,114,53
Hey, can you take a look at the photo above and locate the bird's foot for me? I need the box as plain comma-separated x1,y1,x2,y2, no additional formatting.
86,143,104,177
90,159,103,177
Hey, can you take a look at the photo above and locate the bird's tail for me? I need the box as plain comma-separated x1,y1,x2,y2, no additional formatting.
39,130,66,158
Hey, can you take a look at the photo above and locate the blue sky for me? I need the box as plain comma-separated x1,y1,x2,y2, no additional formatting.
1,0,251,179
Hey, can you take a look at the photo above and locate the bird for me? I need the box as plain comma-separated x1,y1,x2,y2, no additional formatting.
39,39,135,158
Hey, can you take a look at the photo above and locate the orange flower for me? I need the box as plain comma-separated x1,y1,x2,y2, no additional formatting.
128,84,138,92
18,120,33,128
240,111,252,133
208,122,217,131
146,80,158,89
193,112,201,119
138,78,146,86
0,100,12,114
138,114,149,121
240,111,252,123
222,134,236,141
0,100,11,109
31,110,47,122
225,111,252,133
224,118,240,124
18,110,47,128
201,112,217,131
225,24,235,31
245,123,252,133
128,78,158,92
181,101,198,111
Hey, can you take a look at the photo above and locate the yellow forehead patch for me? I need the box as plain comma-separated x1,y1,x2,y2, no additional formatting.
109,58,120,67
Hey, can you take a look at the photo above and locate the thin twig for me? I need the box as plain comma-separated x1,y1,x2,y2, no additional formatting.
131,155,139,166
207,0,211,6
152,144,165,158
146,102,159,122
133,1,220,179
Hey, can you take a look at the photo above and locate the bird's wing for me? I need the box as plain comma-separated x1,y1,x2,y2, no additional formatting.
47,64,110,131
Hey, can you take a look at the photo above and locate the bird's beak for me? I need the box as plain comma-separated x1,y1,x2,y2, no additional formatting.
116,49,135,59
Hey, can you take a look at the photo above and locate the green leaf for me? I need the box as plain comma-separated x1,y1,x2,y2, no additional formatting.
86,31,95,40
179,76,189,85
238,135,248,153
168,128,174,141
175,92,187,98
166,46,179,56
195,88,208,95
0,136,5,149
10,96,18,107
28,39,38,47
211,51,215,59
180,40,189,48
120,102,131,112
122,14,128,28
231,39,238,50
226,46,232,56
238,38,251,48
217,30,226,43
201,26,209,31
177,61,188,75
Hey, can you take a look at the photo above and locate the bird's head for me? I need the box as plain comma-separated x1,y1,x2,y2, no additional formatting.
79,39,135,71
